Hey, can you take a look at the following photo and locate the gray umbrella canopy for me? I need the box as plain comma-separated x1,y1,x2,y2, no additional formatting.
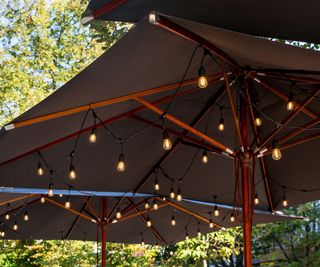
0,13,319,233
0,192,298,244
83,0,320,44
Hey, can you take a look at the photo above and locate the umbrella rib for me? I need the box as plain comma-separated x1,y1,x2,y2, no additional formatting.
132,85,229,193
255,89,320,152
0,196,40,217
87,0,127,21
4,74,223,131
124,197,168,246
108,198,146,222
0,194,37,207
251,71,320,84
244,81,274,212
65,197,92,240
149,14,239,70
83,196,100,221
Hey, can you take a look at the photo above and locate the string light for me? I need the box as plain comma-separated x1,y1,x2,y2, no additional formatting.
0,229,5,237
68,164,77,179
185,231,189,240
287,93,295,111
230,213,235,222
140,233,145,246
170,188,176,199
88,127,97,143
117,154,125,172
5,213,10,221
198,66,208,89
40,195,46,203
146,216,152,227
65,197,71,209
154,178,160,191
37,162,44,176
13,221,18,231
144,200,150,209
116,207,122,219
254,193,260,205
202,150,208,164
282,189,288,207
209,218,214,229
162,130,172,151
197,222,201,237
23,211,29,222
218,107,225,131
48,183,54,197
153,199,158,210
272,140,282,160
171,210,176,226
213,196,219,217
176,188,182,201
254,114,262,127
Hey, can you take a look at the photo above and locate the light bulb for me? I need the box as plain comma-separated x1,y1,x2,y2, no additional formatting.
0,230,5,237
198,67,208,89
48,183,54,197
144,201,150,209
272,140,282,160
202,150,208,164
171,216,176,226
59,194,63,197
282,197,288,207
154,179,160,191
141,239,145,246
40,195,46,203
218,118,225,131
5,213,10,220
147,217,152,227
13,222,18,231
37,162,44,176
254,117,262,127
214,206,220,217
23,211,29,222
69,164,77,179
197,229,201,237
170,188,175,199
153,200,158,210
254,194,259,205
117,154,125,172
230,213,235,222
65,198,71,209
185,232,189,240
176,189,182,201
287,94,295,111
162,130,172,150
89,127,97,143
116,208,122,219
209,219,214,229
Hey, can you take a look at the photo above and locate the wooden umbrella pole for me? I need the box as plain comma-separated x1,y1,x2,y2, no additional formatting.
240,80,252,267
101,198,108,267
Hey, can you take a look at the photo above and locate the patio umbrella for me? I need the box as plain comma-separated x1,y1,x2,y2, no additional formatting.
82,0,320,44
0,13,319,266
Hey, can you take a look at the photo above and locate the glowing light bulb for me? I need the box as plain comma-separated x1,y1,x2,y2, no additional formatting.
144,201,150,209
69,164,77,179
116,208,122,220
89,127,97,143
162,130,172,151
59,194,63,197
287,94,295,111
37,162,44,176
40,195,46,203
209,219,214,229
197,229,201,237
230,213,235,222
170,188,175,199
141,239,145,246
153,200,158,210
272,140,282,161
254,194,259,205
214,206,220,217
5,213,10,220
176,189,182,201
198,67,208,89
23,211,29,222
218,118,225,131
0,230,5,237
13,222,18,231
48,183,54,197
146,217,152,227
154,179,160,191
185,232,189,240
254,117,262,127
117,154,125,172
65,197,71,209
282,197,288,207
171,216,176,226
202,150,208,164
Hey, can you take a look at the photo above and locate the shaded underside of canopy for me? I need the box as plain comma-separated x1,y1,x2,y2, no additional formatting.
84,0,320,44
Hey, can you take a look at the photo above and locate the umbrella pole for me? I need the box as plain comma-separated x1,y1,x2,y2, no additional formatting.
240,82,252,267
101,198,108,267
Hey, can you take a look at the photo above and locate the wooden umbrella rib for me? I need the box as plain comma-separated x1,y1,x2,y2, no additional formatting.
5,74,223,131
0,194,37,206
133,96,235,156
0,197,40,217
